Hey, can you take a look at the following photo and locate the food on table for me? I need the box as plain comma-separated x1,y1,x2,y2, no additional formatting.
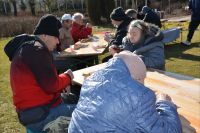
82,72,92,79
92,43,107,49
80,38,92,43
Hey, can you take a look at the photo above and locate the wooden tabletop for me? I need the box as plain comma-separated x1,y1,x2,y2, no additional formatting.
161,19,168,22
167,16,190,22
73,63,200,133
55,34,108,58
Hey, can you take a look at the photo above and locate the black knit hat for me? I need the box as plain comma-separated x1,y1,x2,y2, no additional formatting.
110,7,127,21
33,14,61,38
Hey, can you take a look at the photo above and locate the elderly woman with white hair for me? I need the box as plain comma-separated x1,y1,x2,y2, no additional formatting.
71,12,92,43
68,51,182,133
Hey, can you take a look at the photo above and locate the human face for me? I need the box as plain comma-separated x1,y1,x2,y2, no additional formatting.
43,35,59,51
63,20,72,29
75,16,84,25
128,27,142,44
111,19,122,27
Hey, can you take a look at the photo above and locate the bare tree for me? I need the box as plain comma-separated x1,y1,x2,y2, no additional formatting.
56,0,60,13
28,0,36,16
10,0,17,16
168,0,171,14
114,0,117,7
64,0,68,12
42,0,52,13
20,0,27,12
3,0,8,14
81,0,84,10
71,0,75,10
131,0,136,9
125,0,128,8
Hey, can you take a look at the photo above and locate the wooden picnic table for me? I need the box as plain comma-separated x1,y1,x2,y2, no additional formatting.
55,34,108,58
73,63,200,133
167,16,190,23
161,19,168,23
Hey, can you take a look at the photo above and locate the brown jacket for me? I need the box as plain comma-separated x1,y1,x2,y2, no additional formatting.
59,27,74,51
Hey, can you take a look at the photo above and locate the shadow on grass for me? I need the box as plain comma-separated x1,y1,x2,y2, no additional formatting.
165,42,200,62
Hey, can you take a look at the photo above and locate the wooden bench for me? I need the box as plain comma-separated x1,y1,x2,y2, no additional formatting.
73,63,200,133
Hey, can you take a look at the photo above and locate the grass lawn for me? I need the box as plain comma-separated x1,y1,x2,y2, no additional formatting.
0,22,200,133
0,38,25,133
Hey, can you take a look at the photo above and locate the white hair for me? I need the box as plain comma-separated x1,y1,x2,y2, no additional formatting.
72,13,84,21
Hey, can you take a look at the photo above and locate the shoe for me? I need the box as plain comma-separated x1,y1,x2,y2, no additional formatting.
181,41,191,46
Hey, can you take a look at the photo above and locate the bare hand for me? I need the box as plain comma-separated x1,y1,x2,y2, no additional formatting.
104,34,112,42
63,86,71,94
64,69,74,80
109,45,118,55
86,23,92,28
156,93,172,102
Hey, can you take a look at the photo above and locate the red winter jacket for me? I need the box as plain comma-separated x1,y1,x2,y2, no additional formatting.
10,40,71,111
71,22,92,43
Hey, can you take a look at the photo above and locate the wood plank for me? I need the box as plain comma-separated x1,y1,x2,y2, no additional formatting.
73,63,200,133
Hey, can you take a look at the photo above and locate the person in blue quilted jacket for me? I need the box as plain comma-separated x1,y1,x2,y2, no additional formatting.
68,51,182,133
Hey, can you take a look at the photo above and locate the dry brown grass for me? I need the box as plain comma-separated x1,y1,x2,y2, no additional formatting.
0,16,39,37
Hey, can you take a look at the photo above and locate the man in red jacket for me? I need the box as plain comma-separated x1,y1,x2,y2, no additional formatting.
71,12,92,43
4,14,76,132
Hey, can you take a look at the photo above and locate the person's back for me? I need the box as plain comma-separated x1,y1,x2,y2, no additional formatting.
69,52,182,133
142,6,162,28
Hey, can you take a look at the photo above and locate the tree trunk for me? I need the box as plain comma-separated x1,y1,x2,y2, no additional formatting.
57,0,60,13
64,0,68,12
71,0,75,10
81,0,84,10
12,0,17,16
30,6,36,16
86,0,101,25
131,0,135,9
114,0,117,7
29,0,36,16
39,2,42,12
169,0,171,14
3,1,7,14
